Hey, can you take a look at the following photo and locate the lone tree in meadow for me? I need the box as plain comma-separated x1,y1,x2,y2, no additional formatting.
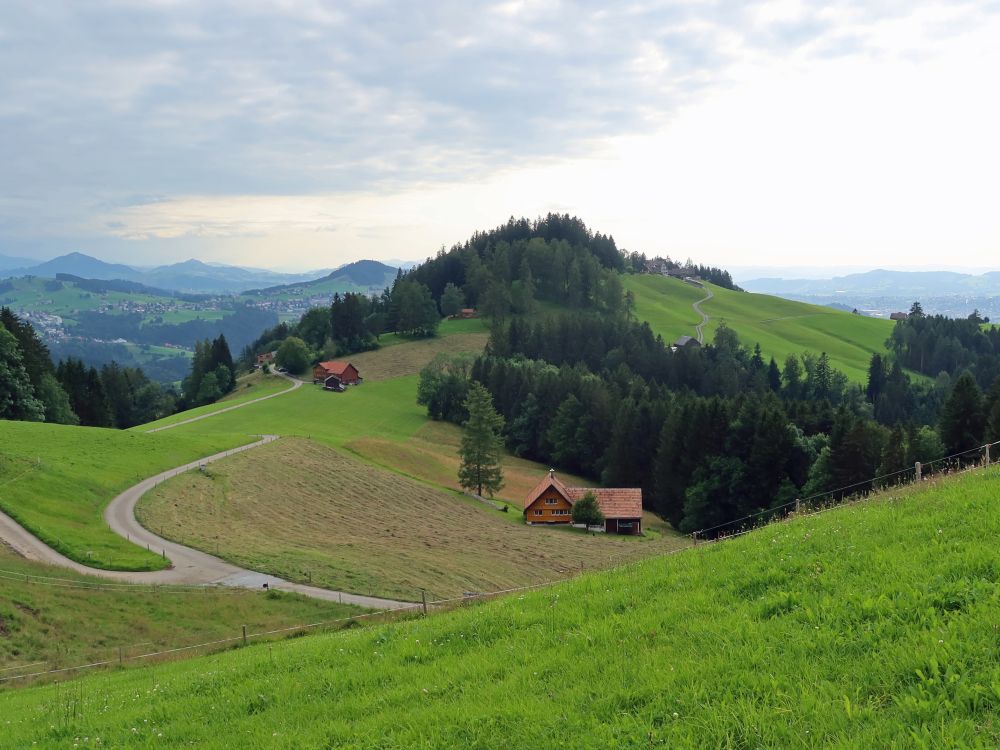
571,491,604,527
458,382,505,497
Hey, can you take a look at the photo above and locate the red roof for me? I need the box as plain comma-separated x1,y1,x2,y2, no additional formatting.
316,361,355,376
524,471,642,519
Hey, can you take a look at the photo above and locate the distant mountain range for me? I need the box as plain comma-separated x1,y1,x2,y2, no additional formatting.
743,269,1000,297
0,252,400,294
243,259,400,295
743,269,1000,320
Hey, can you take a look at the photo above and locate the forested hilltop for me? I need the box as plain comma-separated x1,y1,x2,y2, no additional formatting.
411,217,1000,535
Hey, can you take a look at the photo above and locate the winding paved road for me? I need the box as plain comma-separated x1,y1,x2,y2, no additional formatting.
0,373,415,610
692,287,714,344
146,371,302,433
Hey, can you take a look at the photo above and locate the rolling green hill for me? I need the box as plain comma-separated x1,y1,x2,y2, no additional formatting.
0,421,252,570
625,274,897,382
2,463,996,747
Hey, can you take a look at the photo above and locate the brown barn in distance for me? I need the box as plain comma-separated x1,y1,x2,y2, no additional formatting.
312,361,362,386
256,350,277,365
523,470,643,535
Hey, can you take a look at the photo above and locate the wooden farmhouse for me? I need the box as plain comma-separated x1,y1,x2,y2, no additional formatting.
674,335,701,349
312,361,362,388
256,350,277,365
523,470,643,535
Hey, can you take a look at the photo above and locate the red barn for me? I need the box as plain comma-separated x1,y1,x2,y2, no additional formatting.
312,361,362,386
523,470,643,535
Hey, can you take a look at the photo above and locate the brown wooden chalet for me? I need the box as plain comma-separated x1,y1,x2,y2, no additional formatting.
312,361,362,387
256,350,277,365
523,470,643,535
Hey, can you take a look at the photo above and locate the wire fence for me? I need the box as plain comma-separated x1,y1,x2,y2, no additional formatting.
0,572,607,687
691,440,999,542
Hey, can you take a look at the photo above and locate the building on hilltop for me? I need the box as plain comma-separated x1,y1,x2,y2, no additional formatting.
256,350,277,366
890,311,909,321
523,470,643,535
312,360,362,386
674,335,701,349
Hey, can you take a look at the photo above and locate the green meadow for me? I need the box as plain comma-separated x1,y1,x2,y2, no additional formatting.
625,275,896,382
2,465,997,747
0,421,251,571
0,545,362,675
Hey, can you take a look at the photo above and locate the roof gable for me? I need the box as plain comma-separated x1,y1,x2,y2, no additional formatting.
523,471,642,519
317,360,356,376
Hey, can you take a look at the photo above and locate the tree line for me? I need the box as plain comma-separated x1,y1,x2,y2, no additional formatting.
419,309,1000,535
0,307,176,428
240,281,443,373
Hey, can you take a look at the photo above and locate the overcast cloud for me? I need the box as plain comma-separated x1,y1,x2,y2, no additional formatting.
1,1,998,269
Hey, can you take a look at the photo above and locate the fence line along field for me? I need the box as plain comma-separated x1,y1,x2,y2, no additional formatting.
0,544,362,677
0,421,254,571
3,464,998,747
624,275,897,383
137,438,688,601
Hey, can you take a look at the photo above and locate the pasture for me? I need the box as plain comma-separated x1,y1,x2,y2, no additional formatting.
0,421,252,571
625,275,896,382
138,438,687,601
0,544,361,678
3,464,997,747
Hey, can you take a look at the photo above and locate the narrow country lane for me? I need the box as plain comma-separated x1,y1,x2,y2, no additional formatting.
693,287,714,344
0,432,414,610
145,371,302,433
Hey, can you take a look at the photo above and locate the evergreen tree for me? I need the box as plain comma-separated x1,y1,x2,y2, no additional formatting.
0,326,45,422
985,376,1000,443
458,383,505,497
939,371,985,455
866,353,887,404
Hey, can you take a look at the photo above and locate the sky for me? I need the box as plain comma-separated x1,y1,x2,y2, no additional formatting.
1,0,999,272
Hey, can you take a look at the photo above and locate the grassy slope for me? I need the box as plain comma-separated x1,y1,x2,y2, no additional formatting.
137,438,686,601
0,421,251,570
625,275,896,382
4,466,998,747
0,545,361,674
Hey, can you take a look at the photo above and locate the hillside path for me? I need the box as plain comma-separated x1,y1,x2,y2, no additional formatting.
0,437,413,610
145,371,302,433
692,287,714,344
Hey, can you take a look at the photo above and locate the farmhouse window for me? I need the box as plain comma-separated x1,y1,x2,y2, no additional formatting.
545,498,557,505
534,510,543,516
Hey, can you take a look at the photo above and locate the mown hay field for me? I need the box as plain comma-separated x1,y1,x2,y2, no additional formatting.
138,438,688,601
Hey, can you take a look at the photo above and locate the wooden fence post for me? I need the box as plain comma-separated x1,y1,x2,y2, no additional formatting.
795,497,801,514
985,443,991,465
915,462,922,481
421,590,427,616
242,625,247,646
